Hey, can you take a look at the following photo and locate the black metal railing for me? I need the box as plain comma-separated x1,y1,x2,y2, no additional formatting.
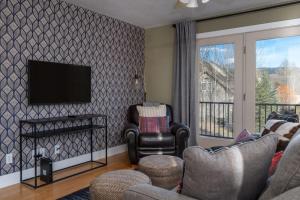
200,102,300,139
200,102,234,139
256,103,300,132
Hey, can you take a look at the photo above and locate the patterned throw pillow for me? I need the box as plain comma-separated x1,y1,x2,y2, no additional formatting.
269,151,283,176
137,105,168,133
138,116,168,133
181,134,278,200
142,101,160,107
262,119,300,151
136,105,166,117
235,129,252,143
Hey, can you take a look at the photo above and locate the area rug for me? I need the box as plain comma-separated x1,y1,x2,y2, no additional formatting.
58,187,90,200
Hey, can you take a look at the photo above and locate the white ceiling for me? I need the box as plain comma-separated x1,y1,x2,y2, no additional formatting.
64,0,296,28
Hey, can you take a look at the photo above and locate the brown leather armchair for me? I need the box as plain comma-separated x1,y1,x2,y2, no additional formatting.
124,104,190,164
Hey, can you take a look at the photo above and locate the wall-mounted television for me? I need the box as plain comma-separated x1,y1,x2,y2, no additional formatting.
28,60,91,105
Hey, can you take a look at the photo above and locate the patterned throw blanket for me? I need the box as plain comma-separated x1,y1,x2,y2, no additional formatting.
262,119,300,151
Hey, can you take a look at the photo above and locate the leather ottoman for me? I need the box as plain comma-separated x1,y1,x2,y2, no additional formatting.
138,155,184,189
90,169,151,200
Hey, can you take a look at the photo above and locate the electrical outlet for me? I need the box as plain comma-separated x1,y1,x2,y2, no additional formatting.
32,149,42,158
6,153,13,164
54,145,60,155
40,148,46,157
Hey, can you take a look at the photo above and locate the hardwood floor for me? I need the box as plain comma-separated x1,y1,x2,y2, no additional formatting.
0,153,133,200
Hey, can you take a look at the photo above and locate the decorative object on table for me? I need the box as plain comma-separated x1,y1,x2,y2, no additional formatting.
40,157,53,184
89,169,151,200
124,104,190,164
138,155,184,189
181,134,278,200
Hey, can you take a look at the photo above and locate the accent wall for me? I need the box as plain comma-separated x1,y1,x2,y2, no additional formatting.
0,0,144,176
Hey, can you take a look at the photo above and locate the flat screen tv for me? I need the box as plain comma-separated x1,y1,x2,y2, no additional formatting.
28,60,91,104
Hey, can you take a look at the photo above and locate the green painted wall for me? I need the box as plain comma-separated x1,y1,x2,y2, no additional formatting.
145,25,175,105
145,3,300,105
197,3,300,33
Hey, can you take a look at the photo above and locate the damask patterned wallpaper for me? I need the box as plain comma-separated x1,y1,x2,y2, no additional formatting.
0,0,144,175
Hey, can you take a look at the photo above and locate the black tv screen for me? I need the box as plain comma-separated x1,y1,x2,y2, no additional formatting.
28,60,91,104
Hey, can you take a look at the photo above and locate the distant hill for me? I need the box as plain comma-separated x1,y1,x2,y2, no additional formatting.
257,67,300,74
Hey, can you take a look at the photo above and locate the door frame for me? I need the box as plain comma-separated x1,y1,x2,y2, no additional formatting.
196,18,300,39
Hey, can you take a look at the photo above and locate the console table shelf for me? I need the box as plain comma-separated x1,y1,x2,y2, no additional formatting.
20,125,106,138
20,114,106,124
19,114,108,189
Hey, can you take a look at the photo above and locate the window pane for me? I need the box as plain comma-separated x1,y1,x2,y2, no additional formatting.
199,43,235,138
256,36,300,131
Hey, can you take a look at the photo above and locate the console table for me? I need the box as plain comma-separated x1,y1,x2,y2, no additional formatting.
19,114,107,189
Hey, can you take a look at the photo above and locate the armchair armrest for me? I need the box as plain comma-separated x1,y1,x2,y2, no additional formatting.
170,123,190,158
123,184,197,200
170,123,190,137
124,123,139,137
124,123,139,164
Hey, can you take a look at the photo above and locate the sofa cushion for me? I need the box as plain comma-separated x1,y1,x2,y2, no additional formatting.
139,132,175,148
270,186,300,200
123,184,197,200
181,134,278,200
259,131,300,200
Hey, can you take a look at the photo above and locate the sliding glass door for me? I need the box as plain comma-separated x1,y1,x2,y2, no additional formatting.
245,26,300,132
198,25,300,143
197,35,244,140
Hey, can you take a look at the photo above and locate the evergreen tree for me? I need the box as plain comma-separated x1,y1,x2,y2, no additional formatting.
256,71,277,103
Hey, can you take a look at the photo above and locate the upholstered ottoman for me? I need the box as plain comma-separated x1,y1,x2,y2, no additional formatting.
90,169,151,200
138,155,184,189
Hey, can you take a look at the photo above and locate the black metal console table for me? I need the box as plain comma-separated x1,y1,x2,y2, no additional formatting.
19,114,107,189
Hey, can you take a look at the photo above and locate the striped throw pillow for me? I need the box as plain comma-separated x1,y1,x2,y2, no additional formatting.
262,119,300,151
136,105,166,117
139,116,168,133
137,105,168,133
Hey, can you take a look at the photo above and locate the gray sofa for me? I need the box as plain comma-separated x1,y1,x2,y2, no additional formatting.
123,184,300,200
123,131,300,200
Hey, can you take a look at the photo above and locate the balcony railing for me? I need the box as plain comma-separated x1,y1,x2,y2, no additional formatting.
200,102,234,139
200,102,300,139
256,103,300,132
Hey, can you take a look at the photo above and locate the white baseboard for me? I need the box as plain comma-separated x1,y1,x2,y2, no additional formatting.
0,144,127,189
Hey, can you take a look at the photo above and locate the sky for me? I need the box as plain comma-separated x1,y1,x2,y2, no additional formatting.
200,44,235,66
200,35,300,69
256,35,300,68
